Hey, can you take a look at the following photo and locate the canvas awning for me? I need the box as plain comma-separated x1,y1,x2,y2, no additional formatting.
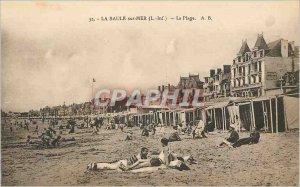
206,101,229,110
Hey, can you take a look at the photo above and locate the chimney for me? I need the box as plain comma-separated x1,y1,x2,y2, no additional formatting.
210,69,215,77
289,41,295,52
223,65,231,74
281,39,289,58
168,83,170,91
217,68,222,74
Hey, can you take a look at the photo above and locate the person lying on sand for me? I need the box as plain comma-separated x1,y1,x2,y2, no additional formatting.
61,137,75,142
232,131,260,148
168,132,182,142
158,138,196,171
218,124,239,148
87,147,149,171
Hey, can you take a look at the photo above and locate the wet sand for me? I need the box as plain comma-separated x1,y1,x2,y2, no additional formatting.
1,120,298,186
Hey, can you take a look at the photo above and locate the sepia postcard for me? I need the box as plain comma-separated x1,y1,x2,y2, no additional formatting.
1,1,299,186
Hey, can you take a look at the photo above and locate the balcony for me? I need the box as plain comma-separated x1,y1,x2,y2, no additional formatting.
232,82,262,91
250,69,258,74
250,69,262,75
235,73,245,78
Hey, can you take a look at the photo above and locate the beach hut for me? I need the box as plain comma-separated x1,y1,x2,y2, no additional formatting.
283,91,299,129
205,101,229,132
231,96,287,133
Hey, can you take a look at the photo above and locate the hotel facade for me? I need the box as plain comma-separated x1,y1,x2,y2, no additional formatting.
231,34,299,97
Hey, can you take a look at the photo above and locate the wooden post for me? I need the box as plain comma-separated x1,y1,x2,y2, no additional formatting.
173,112,176,126
213,108,217,129
275,97,278,133
262,100,266,132
251,100,256,131
270,98,274,133
143,115,145,124
222,108,225,132
283,96,288,131
168,112,171,126
264,101,269,131
193,110,196,126
223,107,227,132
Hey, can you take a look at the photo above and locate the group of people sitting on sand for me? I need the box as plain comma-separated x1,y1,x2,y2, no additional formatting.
218,115,261,148
87,137,197,172
87,116,261,173
40,127,61,147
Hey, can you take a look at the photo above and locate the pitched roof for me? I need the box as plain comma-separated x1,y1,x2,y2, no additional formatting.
180,77,189,80
254,34,268,50
266,39,282,57
238,41,251,55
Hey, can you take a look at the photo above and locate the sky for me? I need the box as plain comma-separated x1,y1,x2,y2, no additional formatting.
1,1,299,112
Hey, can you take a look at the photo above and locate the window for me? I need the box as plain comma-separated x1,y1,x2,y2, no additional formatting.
248,77,251,84
259,76,262,83
239,67,242,74
254,62,258,71
260,50,263,57
258,61,262,72
253,76,256,83
238,56,241,62
233,60,235,64
248,64,251,74
254,51,257,57
243,67,246,76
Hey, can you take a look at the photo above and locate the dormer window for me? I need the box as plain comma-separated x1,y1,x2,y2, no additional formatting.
233,59,235,64
238,56,241,62
260,50,264,57
254,51,257,57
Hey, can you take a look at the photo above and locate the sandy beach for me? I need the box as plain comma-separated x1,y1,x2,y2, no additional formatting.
1,120,298,186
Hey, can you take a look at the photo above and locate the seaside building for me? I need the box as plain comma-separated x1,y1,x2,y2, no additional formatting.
231,34,299,97
203,65,231,102
177,73,204,89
